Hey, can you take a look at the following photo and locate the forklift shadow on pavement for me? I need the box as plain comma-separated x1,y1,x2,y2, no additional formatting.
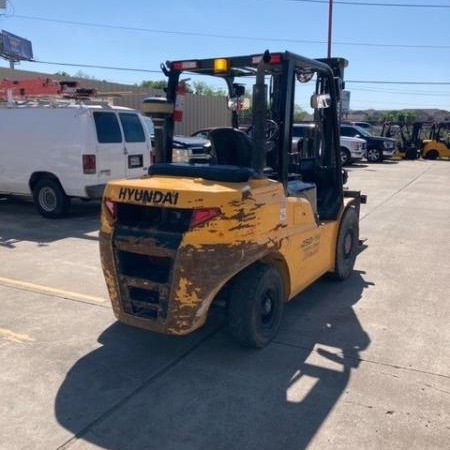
54,270,371,450
0,197,101,247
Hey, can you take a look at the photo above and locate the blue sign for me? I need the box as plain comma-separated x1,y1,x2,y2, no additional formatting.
1,30,33,61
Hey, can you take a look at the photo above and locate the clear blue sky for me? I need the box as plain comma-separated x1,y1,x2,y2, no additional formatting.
1,0,449,111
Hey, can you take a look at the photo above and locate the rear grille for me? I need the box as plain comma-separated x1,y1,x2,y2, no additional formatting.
127,287,160,319
118,251,171,283
113,204,192,322
116,203,192,232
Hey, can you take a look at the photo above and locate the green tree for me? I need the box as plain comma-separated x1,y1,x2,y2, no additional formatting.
139,80,168,90
293,105,309,122
192,81,226,96
73,70,97,80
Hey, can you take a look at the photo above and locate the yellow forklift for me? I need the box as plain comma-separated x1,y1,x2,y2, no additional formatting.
421,121,450,160
385,121,432,160
99,50,366,348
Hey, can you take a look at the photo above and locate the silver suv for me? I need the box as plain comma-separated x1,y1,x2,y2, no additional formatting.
292,123,366,166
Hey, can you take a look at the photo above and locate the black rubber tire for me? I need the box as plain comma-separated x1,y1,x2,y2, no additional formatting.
32,178,71,218
228,264,284,348
331,207,359,281
340,147,351,166
426,150,438,160
366,147,383,163
404,147,418,160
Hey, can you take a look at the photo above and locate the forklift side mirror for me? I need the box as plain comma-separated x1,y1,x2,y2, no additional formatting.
310,93,331,109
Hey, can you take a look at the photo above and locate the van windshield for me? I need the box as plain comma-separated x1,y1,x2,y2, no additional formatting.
143,117,155,138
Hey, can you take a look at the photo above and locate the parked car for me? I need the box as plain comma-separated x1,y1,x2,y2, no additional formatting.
347,121,373,130
0,102,151,218
292,123,366,166
171,135,210,162
340,124,396,163
193,125,366,166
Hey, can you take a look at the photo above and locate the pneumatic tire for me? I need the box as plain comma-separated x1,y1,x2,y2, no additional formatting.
331,207,359,281
33,178,71,218
426,150,438,160
366,148,383,163
340,147,351,166
228,264,284,348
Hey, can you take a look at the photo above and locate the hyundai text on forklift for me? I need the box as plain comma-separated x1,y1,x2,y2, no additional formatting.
99,50,367,348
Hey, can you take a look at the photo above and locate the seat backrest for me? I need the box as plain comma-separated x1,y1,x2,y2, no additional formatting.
209,128,254,167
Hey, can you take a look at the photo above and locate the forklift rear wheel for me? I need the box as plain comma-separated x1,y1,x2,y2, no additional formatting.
331,207,359,281
228,264,284,348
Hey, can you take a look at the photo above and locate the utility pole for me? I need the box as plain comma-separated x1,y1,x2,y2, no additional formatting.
327,0,333,58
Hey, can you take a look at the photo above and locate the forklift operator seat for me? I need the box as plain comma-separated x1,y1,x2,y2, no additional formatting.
209,127,254,167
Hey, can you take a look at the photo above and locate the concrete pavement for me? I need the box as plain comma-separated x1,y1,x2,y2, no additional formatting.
1,160,449,450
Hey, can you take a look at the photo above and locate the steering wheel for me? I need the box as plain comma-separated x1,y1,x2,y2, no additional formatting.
247,119,280,142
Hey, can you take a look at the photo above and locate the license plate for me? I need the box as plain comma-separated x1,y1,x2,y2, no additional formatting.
128,155,143,168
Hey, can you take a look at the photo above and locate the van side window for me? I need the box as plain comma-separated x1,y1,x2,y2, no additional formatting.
93,112,122,143
119,113,146,143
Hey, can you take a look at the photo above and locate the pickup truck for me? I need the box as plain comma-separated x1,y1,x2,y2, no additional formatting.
292,123,366,165
340,124,396,163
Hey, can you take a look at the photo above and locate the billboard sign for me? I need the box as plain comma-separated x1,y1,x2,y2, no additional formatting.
1,30,33,61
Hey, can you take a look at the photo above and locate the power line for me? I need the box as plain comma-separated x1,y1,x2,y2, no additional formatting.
351,98,450,107
10,14,450,49
351,87,450,96
348,80,450,85
281,0,450,7
34,59,450,87
37,60,161,74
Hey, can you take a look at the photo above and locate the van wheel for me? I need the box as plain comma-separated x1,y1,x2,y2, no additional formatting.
33,179,71,218
228,264,284,348
340,148,351,166
331,207,359,281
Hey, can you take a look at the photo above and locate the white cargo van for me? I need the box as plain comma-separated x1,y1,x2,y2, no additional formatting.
0,103,151,218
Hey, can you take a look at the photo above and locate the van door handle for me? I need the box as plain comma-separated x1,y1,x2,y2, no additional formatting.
123,147,128,155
